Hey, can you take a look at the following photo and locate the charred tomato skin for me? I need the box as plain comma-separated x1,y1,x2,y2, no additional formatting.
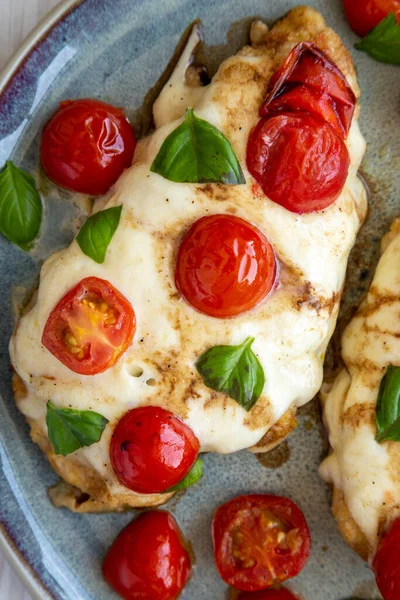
110,406,200,494
102,510,192,600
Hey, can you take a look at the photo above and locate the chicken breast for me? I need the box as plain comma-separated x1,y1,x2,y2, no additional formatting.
320,219,400,561
10,6,367,512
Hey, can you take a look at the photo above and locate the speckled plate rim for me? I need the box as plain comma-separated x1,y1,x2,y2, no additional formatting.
0,3,85,597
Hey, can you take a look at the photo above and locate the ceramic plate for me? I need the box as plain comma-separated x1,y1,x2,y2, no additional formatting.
0,0,399,598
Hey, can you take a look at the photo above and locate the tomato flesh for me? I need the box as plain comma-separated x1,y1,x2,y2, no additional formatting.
237,587,299,600
247,113,349,214
103,511,191,600
42,276,135,375
373,518,400,600
261,43,355,139
41,98,136,195
175,215,277,318
212,494,311,592
343,0,400,37
110,406,200,494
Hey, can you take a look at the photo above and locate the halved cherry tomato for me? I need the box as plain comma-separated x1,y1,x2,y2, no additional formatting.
175,215,277,318
261,43,355,139
42,276,135,375
246,113,349,214
237,587,299,600
373,518,400,600
343,0,400,37
41,98,136,195
103,511,191,600
212,494,311,592
110,406,200,494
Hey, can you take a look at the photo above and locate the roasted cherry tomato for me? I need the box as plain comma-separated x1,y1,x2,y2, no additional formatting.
212,494,311,592
110,406,200,494
42,276,135,375
247,113,349,214
41,98,136,195
264,85,346,139
343,0,400,37
373,518,400,600
261,43,355,139
237,587,299,600
103,511,191,600
175,215,277,318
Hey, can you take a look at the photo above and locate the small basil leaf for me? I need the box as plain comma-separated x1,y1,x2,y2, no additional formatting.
76,205,122,264
0,161,42,248
46,401,109,456
355,13,400,65
150,108,245,185
375,366,400,442
196,336,265,411
166,459,203,492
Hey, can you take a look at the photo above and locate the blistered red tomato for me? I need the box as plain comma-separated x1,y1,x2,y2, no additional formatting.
261,43,355,139
373,518,400,600
237,587,299,600
110,406,200,494
175,215,277,318
247,113,349,214
264,85,346,139
41,98,136,195
343,0,400,37
42,276,135,375
212,494,311,592
103,511,191,600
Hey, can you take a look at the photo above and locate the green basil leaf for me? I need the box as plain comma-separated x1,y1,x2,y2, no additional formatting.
166,459,203,492
150,108,245,185
76,205,122,264
0,161,42,248
46,401,109,456
355,13,400,65
375,366,400,442
196,336,265,411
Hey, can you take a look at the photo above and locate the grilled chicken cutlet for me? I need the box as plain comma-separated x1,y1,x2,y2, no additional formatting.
11,6,366,512
320,219,400,563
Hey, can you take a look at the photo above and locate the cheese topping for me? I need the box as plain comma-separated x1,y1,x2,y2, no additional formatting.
10,9,367,499
320,219,400,559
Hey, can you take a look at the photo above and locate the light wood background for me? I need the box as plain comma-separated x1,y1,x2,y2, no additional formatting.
0,2,61,598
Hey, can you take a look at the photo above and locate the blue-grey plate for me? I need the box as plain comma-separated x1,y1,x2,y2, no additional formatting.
0,0,399,598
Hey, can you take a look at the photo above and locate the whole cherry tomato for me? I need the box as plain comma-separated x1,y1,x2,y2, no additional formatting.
237,587,299,600
41,98,136,195
103,511,191,600
343,0,400,37
373,518,400,600
212,494,311,592
110,406,200,494
42,276,135,375
261,43,355,139
247,113,349,214
175,215,277,318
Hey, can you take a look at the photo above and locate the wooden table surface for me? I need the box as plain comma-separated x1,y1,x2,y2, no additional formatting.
0,3,61,598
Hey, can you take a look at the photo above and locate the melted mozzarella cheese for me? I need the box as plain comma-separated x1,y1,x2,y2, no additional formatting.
10,8,367,498
320,219,400,559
